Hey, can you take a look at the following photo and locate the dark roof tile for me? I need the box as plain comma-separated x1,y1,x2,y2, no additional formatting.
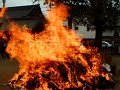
4,4,45,19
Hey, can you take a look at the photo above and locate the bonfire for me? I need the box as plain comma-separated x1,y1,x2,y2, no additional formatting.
0,4,113,90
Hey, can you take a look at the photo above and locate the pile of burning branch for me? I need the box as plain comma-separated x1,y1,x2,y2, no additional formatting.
8,51,111,90
0,4,114,90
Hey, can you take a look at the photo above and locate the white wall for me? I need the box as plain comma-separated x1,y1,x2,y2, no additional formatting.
102,31,114,36
63,20,96,39
63,20,117,38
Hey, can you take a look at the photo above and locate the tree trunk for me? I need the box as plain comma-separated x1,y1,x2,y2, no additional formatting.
94,20,103,51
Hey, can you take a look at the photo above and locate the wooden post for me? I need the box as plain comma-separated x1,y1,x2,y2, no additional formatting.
3,0,6,7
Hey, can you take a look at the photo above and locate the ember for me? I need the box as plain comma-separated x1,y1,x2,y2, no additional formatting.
0,4,112,90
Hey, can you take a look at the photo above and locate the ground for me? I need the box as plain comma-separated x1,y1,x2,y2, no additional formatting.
110,55,120,90
0,59,19,90
0,55,120,90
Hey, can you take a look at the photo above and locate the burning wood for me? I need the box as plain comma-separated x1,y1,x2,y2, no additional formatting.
0,4,113,90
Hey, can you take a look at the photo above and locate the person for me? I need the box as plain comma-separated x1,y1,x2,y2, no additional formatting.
0,39,9,59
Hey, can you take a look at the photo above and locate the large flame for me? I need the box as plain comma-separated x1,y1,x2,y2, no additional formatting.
0,4,111,89
6,5,79,63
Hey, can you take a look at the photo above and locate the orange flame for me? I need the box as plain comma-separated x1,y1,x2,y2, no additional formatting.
0,7,7,40
6,4,80,63
0,31,7,40
0,7,6,18
6,4,111,89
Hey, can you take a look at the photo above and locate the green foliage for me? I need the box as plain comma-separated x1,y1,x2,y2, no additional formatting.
61,0,120,31
34,0,120,31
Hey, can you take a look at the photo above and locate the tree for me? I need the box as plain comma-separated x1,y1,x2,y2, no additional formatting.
33,0,120,50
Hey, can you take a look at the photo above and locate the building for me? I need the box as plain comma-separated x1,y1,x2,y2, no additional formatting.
63,20,96,40
0,4,46,33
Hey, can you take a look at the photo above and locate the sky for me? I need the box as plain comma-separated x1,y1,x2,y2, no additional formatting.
0,0,32,7
0,0,49,15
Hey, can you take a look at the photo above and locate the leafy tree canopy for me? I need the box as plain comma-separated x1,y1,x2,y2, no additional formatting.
33,0,120,31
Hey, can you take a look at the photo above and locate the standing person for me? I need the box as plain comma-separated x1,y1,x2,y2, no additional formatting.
0,38,9,59
1,39,6,59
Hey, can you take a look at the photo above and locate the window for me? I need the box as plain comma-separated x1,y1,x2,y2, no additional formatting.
75,26,78,30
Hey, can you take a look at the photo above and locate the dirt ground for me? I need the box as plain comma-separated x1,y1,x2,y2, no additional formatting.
0,59,19,90
0,55,120,90
110,55,120,90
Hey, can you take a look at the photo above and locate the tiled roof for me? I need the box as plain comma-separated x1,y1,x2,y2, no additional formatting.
3,4,45,19
0,4,46,32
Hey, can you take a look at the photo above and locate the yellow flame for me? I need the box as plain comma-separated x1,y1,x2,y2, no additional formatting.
0,7,6,18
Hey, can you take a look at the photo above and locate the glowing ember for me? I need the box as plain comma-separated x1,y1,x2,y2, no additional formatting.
0,4,112,89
